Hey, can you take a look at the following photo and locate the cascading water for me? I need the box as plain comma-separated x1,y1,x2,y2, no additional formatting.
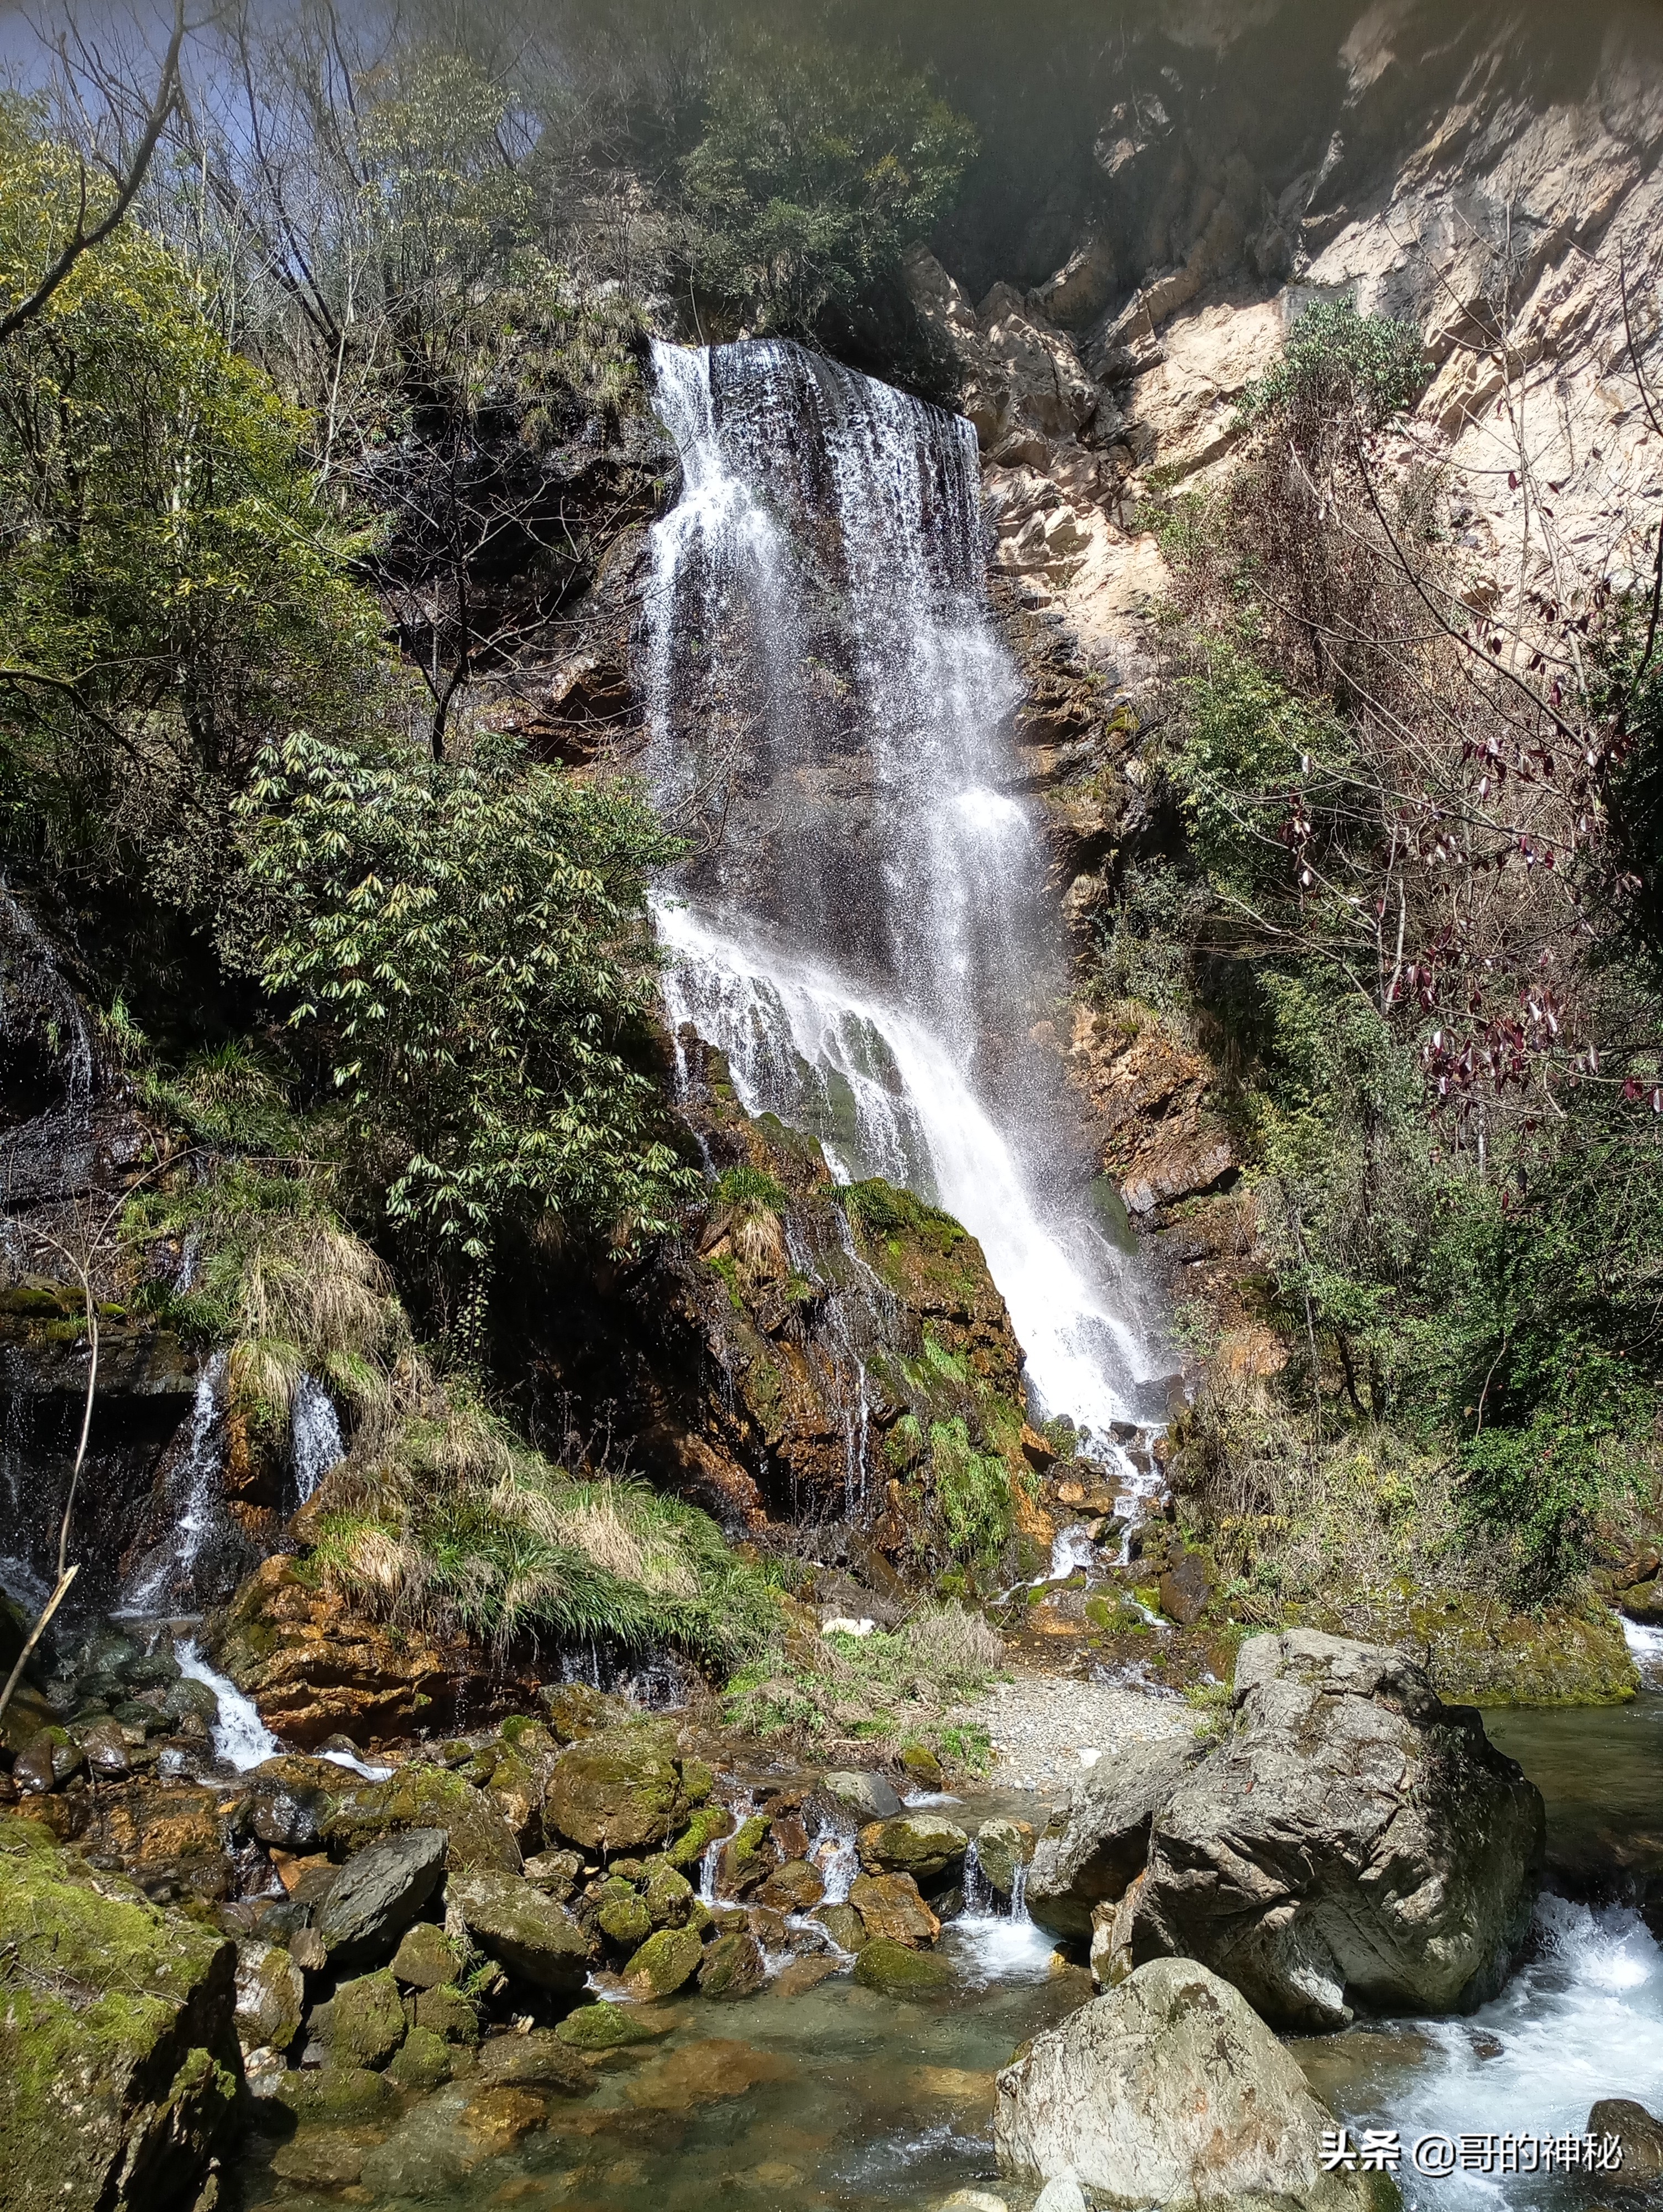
644,340,1170,1485
290,1373,345,1504
116,1350,228,1616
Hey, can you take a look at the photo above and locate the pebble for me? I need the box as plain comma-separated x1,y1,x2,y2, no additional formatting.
956,1670,1194,1793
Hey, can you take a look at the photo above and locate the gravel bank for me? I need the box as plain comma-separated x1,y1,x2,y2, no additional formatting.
957,1667,1197,1794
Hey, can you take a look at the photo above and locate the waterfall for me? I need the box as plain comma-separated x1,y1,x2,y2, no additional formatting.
644,340,1168,1465
116,1350,228,1616
290,1374,344,1504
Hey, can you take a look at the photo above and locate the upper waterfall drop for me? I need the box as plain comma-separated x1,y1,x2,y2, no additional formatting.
642,337,1169,1447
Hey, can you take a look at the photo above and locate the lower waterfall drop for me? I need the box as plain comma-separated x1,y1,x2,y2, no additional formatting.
643,339,1170,1481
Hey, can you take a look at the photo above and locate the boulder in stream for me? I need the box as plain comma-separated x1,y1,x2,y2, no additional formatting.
995,1957,1398,2211
858,1812,969,1884
1128,1630,1545,2030
822,1770,904,1821
1588,2097,1663,2189
1026,1736,1207,1938
544,1721,703,1854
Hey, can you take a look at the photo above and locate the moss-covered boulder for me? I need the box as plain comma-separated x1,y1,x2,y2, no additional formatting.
853,1936,954,1999
411,1983,480,2043
812,1902,869,1952
544,1722,699,1854
0,1815,241,2211
555,2002,670,2051
974,1817,1036,1898
858,1812,969,1884
385,2022,452,2092
623,1924,705,2000
598,1887,655,1949
718,1812,777,1895
318,1762,522,1873
665,1803,736,1869
308,1968,406,2068
1300,1588,1639,1707
390,1921,460,1990
274,2063,395,2119
697,1928,767,2000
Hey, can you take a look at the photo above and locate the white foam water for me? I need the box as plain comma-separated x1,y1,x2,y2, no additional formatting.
644,338,1172,1464
1621,1613,1663,1688
1348,1895,1663,2208
175,1636,280,1772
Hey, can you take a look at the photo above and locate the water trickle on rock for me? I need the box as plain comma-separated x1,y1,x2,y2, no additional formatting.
644,338,1168,1478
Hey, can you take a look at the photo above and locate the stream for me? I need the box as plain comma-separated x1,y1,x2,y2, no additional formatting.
233,1698,1663,2212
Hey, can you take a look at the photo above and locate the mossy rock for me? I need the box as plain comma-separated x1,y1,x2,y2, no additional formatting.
318,1762,522,1873
666,1802,735,1869
598,1890,655,1950
554,2002,668,2051
499,1714,557,1757
1299,1588,1639,1707
274,2063,395,2118
545,1722,691,1854
852,1936,954,2000
719,1812,774,1892
812,1902,868,1953
308,1968,405,2068
857,1813,969,1883
385,2022,452,2092
900,1741,945,1790
0,1813,241,2212
390,1921,460,1990
410,1983,480,2044
622,1924,704,2000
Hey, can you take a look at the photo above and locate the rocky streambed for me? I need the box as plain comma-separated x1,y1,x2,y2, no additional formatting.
6,1631,1663,2212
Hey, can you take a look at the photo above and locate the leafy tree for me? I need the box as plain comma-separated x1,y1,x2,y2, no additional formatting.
0,101,383,888
239,731,694,1292
678,35,976,336
1238,298,1428,442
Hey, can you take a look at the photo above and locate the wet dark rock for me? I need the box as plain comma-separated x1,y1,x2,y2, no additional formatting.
238,1755,334,1850
698,1927,767,1999
1588,2097,1663,2188
1026,1736,1207,1939
315,1827,446,1964
1128,1630,1545,2030
12,1724,85,1793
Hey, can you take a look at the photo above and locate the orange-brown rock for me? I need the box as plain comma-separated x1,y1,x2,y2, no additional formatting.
1066,1003,1237,1220
208,1556,539,1749
846,1872,941,1949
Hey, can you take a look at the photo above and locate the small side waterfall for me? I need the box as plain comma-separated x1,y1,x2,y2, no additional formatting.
116,1351,228,1616
644,340,1169,1475
290,1374,344,1504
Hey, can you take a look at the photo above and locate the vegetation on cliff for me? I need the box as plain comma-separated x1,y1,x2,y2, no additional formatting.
1129,301,1663,1607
